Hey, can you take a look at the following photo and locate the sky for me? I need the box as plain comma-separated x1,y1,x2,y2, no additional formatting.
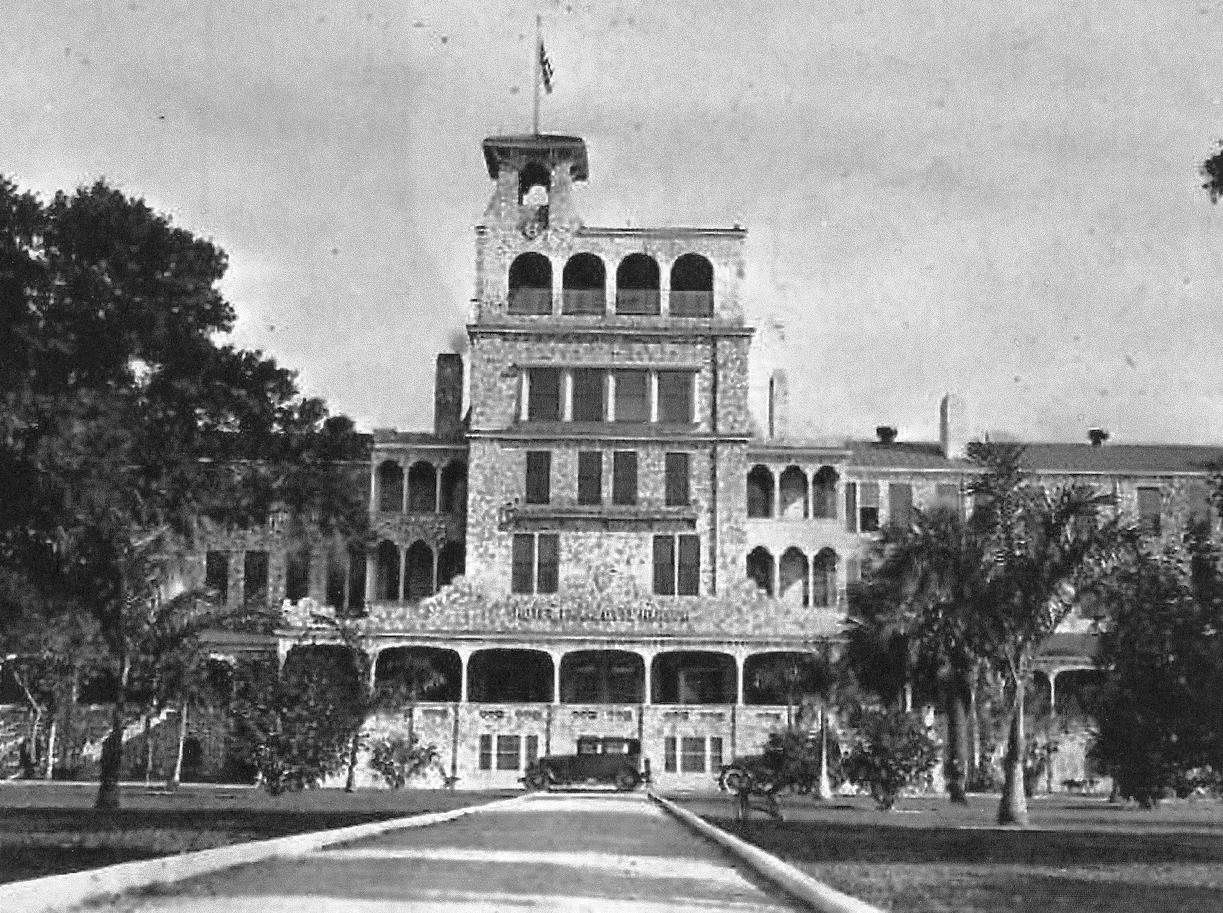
4,0,1223,445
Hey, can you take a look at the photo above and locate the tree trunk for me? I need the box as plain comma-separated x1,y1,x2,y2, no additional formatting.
996,675,1029,826
945,664,972,804
968,676,980,779
344,730,361,792
43,717,57,780
95,657,129,810
815,705,832,800
169,701,188,790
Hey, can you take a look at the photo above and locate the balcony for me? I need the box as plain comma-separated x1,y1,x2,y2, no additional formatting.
561,288,606,315
668,290,713,317
614,289,661,316
507,288,553,315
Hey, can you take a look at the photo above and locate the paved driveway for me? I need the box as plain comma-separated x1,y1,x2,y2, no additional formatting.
110,792,800,912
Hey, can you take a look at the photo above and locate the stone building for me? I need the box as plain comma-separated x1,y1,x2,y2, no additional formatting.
4,130,1220,789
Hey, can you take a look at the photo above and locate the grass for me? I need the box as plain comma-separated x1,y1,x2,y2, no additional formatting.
679,793,1223,913
0,782,516,885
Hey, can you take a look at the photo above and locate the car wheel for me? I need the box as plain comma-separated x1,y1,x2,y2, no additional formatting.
525,769,549,791
614,769,640,791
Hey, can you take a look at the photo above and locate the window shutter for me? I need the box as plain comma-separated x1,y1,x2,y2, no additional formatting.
512,534,535,594
525,451,551,504
577,451,602,505
677,534,700,595
536,534,559,594
665,452,690,506
653,535,675,596
613,451,638,505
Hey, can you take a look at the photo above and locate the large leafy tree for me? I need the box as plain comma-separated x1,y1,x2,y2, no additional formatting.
0,177,365,808
1090,532,1223,805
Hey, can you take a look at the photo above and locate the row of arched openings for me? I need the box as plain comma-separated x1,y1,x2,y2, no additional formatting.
508,252,714,317
373,540,465,602
747,546,840,608
748,465,839,520
376,460,466,515
283,646,833,706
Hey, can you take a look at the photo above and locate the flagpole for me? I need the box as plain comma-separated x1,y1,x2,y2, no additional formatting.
532,15,541,135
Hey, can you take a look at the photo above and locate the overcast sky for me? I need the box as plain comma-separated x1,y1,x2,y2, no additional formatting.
5,1,1223,444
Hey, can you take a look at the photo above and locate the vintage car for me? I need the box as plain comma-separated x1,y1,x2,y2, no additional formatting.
524,735,648,791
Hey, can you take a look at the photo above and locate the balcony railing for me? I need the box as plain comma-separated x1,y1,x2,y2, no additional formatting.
508,288,553,315
668,290,714,317
561,288,606,315
614,288,661,316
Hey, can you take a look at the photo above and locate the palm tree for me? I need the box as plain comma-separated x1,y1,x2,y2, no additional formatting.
852,502,991,804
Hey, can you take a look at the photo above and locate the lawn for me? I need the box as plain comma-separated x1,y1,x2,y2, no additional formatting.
679,793,1223,913
0,782,516,885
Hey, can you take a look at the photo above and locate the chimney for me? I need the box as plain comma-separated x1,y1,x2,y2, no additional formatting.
434,353,464,439
939,394,965,459
875,425,898,445
767,370,789,440
1088,428,1110,448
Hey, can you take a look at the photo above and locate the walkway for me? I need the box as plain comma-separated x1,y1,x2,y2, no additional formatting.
110,793,802,912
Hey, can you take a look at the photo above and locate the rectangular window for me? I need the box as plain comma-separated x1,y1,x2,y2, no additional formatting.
613,451,638,505
347,548,366,612
680,736,706,773
664,737,677,773
709,737,724,771
285,549,310,601
496,735,521,770
205,551,229,603
325,550,346,608
889,483,913,528
653,534,700,596
658,371,694,424
845,482,858,533
479,734,493,770
677,534,700,596
571,369,605,422
613,371,649,423
537,533,559,594
653,535,676,596
525,734,540,767
525,451,551,505
935,483,962,516
527,368,561,421
577,451,602,505
243,550,269,603
512,534,535,594
1138,487,1162,536
664,452,690,506
858,483,880,532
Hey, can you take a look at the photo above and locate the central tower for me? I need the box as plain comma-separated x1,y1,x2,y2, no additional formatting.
465,131,753,603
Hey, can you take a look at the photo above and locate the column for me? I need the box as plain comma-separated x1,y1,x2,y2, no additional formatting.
364,548,375,604
367,648,380,692
1048,670,1058,718
608,266,618,313
458,649,470,703
659,262,671,316
648,372,659,423
399,547,407,601
400,460,408,513
368,462,378,515
434,463,443,514
734,653,745,706
519,370,530,422
772,471,781,519
641,651,653,705
551,651,562,705
431,547,439,597
550,257,562,314
561,370,574,422
606,372,617,422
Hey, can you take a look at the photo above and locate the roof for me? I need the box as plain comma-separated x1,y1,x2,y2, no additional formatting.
847,440,966,471
1017,443,1223,475
482,134,589,181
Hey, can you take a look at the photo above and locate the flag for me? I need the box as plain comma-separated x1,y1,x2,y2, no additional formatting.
539,41,554,94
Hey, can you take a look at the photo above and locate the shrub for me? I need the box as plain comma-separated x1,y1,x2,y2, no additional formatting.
843,707,939,810
368,735,440,789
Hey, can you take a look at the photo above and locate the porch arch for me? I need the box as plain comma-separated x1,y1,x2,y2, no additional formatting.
467,649,554,703
650,651,736,704
560,650,645,703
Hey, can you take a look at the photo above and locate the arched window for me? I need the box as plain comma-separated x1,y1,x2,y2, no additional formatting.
812,548,838,608
437,541,465,588
779,466,808,519
440,461,467,514
615,254,661,315
747,546,775,596
669,254,713,317
562,253,607,315
375,540,400,601
407,461,437,513
812,466,839,519
518,161,551,203
405,540,435,601
779,547,809,606
376,460,404,513
747,465,775,518
508,253,553,315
